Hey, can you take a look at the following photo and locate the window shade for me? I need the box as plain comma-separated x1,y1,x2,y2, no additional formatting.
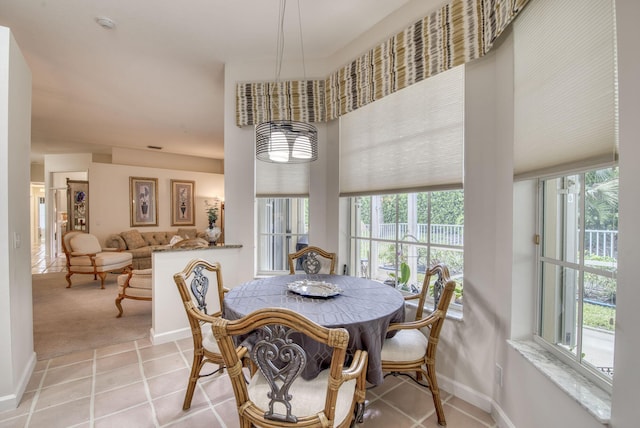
513,0,617,180
255,153,310,197
339,64,464,196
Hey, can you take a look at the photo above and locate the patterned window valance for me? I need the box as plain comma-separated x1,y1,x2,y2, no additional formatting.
236,0,529,127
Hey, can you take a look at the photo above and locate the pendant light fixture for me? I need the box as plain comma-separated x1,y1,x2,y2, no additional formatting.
256,0,318,163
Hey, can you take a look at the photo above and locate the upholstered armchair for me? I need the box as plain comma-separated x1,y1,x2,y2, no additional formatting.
61,231,133,289
115,268,152,317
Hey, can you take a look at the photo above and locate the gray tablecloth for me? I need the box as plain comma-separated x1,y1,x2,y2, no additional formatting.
223,274,405,386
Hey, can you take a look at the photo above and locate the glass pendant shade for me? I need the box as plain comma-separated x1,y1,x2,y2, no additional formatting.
256,120,318,163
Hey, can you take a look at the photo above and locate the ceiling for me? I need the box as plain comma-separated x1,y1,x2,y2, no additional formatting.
0,0,435,164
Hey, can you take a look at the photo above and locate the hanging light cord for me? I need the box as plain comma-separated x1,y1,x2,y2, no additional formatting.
296,0,307,80
274,0,307,83
274,0,286,83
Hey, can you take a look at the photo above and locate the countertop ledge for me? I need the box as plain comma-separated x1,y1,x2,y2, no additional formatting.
154,243,242,253
508,339,611,425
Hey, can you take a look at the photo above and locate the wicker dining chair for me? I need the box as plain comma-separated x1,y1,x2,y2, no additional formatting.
211,307,369,428
380,263,456,426
288,245,337,274
173,258,234,410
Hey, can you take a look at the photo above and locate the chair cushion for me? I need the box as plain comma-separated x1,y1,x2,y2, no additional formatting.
200,323,221,353
69,234,102,254
117,273,152,298
380,328,429,362
70,251,132,267
121,229,146,250
247,368,356,425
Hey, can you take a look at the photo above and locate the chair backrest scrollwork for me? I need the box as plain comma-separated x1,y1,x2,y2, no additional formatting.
301,251,321,274
252,325,307,423
288,246,337,275
190,264,209,314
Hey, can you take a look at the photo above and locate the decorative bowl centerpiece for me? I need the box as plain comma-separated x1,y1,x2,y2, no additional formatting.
287,280,342,298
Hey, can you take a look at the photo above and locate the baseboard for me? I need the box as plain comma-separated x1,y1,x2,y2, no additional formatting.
491,401,516,428
150,326,191,345
0,351,36,413
439,374,492,412
439,374,515,428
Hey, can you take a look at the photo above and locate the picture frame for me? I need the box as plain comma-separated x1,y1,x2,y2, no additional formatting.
130,177,158,227
170,179,196,226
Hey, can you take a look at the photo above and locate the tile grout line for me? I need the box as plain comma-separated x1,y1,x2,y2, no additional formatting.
24,359,51,427
134,340,161,428
89,349,97,428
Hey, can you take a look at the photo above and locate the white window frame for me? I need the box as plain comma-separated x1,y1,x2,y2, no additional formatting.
534,167,617,391
256,197,308,275
347,191,464,311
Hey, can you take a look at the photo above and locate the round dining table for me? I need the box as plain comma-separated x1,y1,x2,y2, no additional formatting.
223,274,405,386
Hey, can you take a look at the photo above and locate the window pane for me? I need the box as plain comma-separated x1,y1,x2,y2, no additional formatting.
348,190,464,308
584,167,619,273
256,198,308,273
372,241,397,283
582,273,615,378
541,175,581,264
352,196,371,239
374,195,397,240
430,190,465,246
540,262,579,357
352,238,370,278
537,167,618,387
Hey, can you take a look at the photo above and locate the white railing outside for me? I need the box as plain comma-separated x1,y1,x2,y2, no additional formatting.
364,225,616,256
361,223,464,247
585,229,618,259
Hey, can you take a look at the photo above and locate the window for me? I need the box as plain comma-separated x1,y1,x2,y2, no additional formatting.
348,190,463,308
537,167,618,387
256,198,308,274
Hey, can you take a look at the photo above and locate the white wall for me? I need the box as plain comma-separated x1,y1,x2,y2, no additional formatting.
112,147,223,174
610,1,640,427
0,26,35,412
221,3,639,427
89,162,224,245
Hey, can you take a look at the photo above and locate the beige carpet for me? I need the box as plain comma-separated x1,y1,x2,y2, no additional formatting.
32,272,152,361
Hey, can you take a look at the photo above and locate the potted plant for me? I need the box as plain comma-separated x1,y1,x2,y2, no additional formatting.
204,200,221,243
388,261,411,291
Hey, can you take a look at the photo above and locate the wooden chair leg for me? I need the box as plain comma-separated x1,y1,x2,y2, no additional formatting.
426,362,446,426
98,272,107,289
183,353,204,410
65,272,73,288
115,296,124,317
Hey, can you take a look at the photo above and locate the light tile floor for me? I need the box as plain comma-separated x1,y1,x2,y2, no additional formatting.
31,242,66,274
18,243,497,427
1,337,496,428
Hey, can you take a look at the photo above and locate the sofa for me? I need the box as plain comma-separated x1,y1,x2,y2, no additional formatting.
105,228,201,269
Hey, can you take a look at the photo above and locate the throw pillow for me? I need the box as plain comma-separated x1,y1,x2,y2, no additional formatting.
121,229,145,250
169,235,184,246
177,228,197,239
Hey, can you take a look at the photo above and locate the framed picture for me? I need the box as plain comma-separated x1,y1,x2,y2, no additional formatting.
130,177,158,227
171,179,196,226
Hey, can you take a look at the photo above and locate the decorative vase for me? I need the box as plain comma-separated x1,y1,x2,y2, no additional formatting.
205,226,221,244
